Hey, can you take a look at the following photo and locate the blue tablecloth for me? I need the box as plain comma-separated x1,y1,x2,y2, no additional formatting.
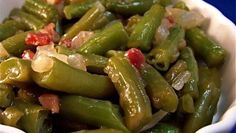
204,0,236,24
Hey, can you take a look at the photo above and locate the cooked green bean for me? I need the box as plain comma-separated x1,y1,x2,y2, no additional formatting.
0,58,32,87
60,95,130,133
77,21,129,55
1,106,24,127
14,99,52,133
105,56,152,131
33,57,115,98
105,0,154,16
179,47,199,99
0,84,14,108
128,4,165,51
186,27,226,67
174,1,190,10
0,31,32,57
147,26,185,71
178,94,195,114
183,65,221,133
0,20,26,41
143,123,180,133
140,63,178,112
10,8,46,30
23,0,59,23
73,129,123,133
61,2,106,41
125,15,142,35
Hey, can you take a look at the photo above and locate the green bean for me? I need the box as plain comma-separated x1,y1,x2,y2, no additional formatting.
174,1,189,11
10,8,46,30
60,95,130,133
0,20,26,41
1,106,24,127
14,99,52,133
128,4,165,52
147,26,185,71
0,31,32,57
178,94,195,114
105,50,125,58
90,11,116,30
105,56,152,131
73,129,123,133
183,65,221,133
33,57,115,98
159,0,172,7
77,21,129,55
125,15,142,35
0,84,14,108
0,58,32,87
23,0,59,23
105,0,154,16
56,45,108,74
63,0,103,19
61,2,105,41
140,63,178,112
165,60,188,84
143,123,180,133
186,27,226,67
179,47,199,99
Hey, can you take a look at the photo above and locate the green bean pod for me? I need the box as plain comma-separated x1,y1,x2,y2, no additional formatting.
104,56,152,131
63,0,102,19
183,66,221,133
0,31,32,57
140,63,178,112
174,1,189,10
105,50,125,58
186,27,226,67
178,94,195,114
32,57,114,98
61,2,105,41
14,99,52,133
0,20,26,41
165,60,188,84
73,129,123,133
23,0,59,23
147,26,185,71
0,58,32,86
1,106,24,127
179,47,199,99
105,0,153,16
77,21,129,55
143,123,180,133
60,95,130,133
125,15,142,35
128,4,165,52
10,8,46,30
90,11,116,30
0,84,15,108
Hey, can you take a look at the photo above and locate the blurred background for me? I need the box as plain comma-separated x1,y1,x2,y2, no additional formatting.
204,0,236,24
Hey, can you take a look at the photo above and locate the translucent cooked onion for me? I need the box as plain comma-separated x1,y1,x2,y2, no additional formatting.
67,54,87,71
32,54,54,73
172,70,191,91
153,19,170,46
166,8,205,29
71,31,94,49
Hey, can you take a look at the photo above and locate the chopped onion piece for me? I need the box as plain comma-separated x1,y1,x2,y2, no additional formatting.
172,71,191,91
71,31,94,49
153,19,170,46
0,43,9,58
67,54,87,71
32,54,54,73
166,8,205,29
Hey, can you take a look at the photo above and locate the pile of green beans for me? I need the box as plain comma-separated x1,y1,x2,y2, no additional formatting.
0,0,226,133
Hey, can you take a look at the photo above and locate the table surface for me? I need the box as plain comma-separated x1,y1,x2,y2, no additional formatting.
204,0,236,24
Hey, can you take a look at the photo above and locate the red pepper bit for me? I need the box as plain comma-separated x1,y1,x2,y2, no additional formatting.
25,32,52,46
61,39,72,48
125,48,145,69
21,50,35,60
39,94,60,114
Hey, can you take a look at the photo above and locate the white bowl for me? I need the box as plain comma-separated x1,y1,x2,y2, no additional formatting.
0,0,235,133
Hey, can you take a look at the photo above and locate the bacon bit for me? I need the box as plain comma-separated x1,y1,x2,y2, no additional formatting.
21,50,35,60
40,23,60,43
39,94,60,114
125,48,145,69
61,39,72,48
166,16,175,29
25,32,51,46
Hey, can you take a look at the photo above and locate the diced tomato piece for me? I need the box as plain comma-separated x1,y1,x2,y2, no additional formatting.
125,48,145,69
25,32,52,46
21,50,35,60
39,94,60,113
